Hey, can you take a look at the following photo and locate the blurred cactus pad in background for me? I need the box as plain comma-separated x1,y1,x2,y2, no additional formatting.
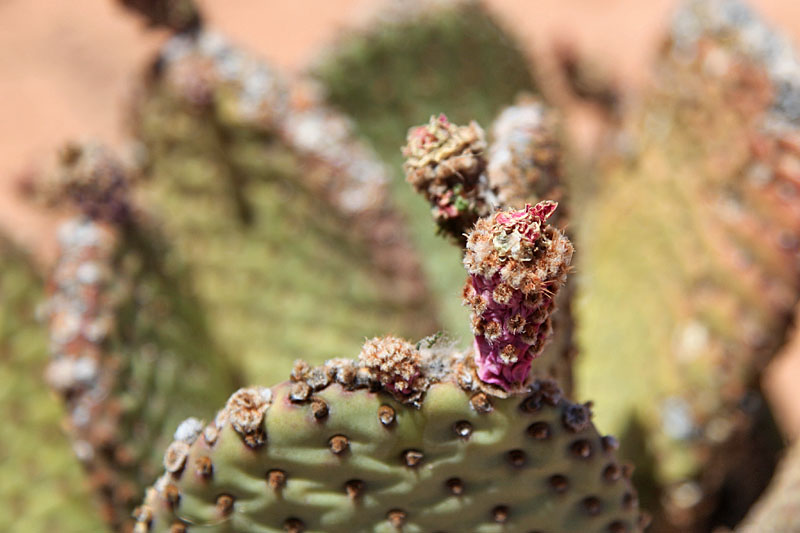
575,0,800,530
38,143,240,530
131,28,438,384
3,0,800,531
0,239,104,532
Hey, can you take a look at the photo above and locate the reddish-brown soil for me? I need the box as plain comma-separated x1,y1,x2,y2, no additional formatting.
1,0,799,435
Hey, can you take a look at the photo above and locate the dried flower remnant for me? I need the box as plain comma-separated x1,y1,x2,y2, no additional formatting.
403,114,495,242
463,202,572,391
359,336,427,403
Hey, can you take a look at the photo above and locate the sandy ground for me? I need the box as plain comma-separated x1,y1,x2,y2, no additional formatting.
1,0,799,436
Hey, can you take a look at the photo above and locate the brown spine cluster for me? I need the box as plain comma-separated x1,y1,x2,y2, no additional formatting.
358,336,429,403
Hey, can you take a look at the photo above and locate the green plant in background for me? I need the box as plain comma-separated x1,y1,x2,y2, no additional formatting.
131,28,438,386
575,0,800,530
133,203,645,533
0,238,104,533
313,0,539,339
40,143,240,530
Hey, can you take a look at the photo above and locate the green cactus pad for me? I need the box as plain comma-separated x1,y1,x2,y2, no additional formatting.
46,213,241,529
576,0,800,528
135,362,642,532
132,30,437,385
136,205,640,532
0,239,103,533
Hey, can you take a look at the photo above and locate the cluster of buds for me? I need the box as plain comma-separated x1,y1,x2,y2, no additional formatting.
403,114,495,243
463,202,573,392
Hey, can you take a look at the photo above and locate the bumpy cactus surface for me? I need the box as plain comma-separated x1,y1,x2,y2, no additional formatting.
131,29,437,385
42,144,240,529
0,238,104,533
313,0,538,338
135,378,640,533
576,0,800,529
134,203,643,533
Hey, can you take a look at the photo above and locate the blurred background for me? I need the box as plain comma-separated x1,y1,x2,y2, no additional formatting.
0,0,798,255
3,0,800,532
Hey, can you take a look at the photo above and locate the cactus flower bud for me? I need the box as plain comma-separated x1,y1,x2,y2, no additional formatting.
463,202,572,391
403,114,494,242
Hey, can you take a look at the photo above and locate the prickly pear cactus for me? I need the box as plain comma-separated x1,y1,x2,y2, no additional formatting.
0,238,104,533
42,143,240,529
135,377,641,533
313,0,538,338
403,108,576,393
577,0,800,529
131,29,437,385
134,204,644,533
